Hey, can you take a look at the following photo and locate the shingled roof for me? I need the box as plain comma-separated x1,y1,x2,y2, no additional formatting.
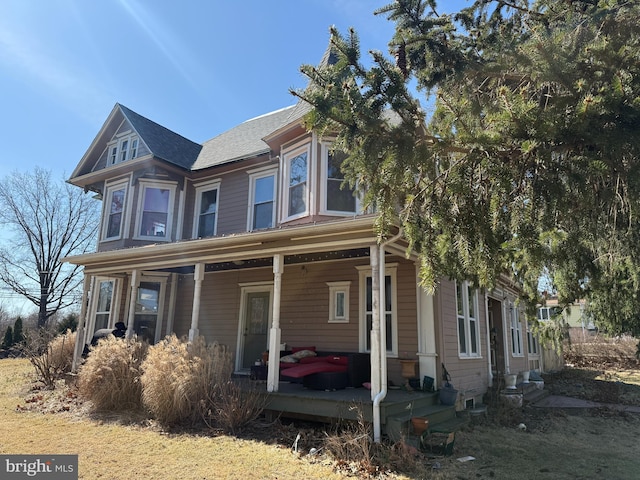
191,105,296,170
119,104,202,170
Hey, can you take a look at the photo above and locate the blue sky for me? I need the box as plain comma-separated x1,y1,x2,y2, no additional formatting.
0,0,468,313
0,0,468,179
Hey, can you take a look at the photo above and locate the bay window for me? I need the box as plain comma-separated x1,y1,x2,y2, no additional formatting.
193,180,220,238
248,169,276,231
102,180,128,241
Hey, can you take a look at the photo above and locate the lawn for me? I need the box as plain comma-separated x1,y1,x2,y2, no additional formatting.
2,354,640,479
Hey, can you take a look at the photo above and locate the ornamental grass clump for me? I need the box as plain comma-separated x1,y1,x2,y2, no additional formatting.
47,329,77,375
140,335,234,427
77,336,148,411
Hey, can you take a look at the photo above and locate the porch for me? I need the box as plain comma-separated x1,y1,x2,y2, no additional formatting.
258,381,466,442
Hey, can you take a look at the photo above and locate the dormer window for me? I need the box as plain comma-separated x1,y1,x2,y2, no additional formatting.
108,134,140,165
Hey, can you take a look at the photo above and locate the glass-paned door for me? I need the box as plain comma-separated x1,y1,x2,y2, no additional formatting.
94,280,114,331
241,291,270,370
134,282,161,343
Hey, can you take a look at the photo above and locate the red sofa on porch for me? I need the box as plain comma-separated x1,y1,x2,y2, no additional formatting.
278,347,370,390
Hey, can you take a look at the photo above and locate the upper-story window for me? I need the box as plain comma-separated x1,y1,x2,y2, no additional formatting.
102,180,129,241
135,180,176,241
193,180,220,238
321,144,356,215
248,168,276,231
108,133,140,165
282,143,310,221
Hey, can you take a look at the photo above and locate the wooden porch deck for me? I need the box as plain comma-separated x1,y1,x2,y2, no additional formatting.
258,382,464,441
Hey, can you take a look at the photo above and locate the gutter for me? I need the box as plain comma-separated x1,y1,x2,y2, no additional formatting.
373,229,403,443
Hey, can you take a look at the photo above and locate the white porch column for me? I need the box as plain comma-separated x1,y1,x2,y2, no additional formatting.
189,263,205,341
416,263,438,388
267,254,284,392
370,244,381,398
72,275,92,372
125,269,139,339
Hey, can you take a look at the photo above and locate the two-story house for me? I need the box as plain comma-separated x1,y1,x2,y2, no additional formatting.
65,51,539,425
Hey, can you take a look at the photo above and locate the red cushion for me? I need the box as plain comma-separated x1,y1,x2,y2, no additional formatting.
326,356,349,366
299,356,328,365
279,361,347,379
279,362,297,369
291,346,316,353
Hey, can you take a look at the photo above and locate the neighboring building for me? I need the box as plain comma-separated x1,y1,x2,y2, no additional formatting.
66,49,541,423
538,297,594,343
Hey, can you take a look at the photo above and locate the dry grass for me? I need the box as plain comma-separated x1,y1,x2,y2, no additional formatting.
4,334,640,479
78,336,148,411
1,358,351,480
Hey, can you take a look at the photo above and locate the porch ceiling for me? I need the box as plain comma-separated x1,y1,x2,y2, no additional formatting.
64,216,407,275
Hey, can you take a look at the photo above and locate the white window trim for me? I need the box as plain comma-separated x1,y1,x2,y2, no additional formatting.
511,304,524,356
357,264,398,356
192,179,221,239
455,280,482,359
101,179,129,242
326,281,351,323
134,179,177,242
320,142,361,216
281,141,311,222
247,167,277,232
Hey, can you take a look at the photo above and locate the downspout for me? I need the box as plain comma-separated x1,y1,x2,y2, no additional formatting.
484,293,493,387
373,229,403,443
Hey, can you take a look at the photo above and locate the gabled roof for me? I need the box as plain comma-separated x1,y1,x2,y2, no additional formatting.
192,105,296,170
118,104,202,169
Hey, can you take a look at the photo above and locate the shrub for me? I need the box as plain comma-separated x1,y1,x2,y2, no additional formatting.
78,336,148,411
141,335,235,427
2,326,13,349
23,327,62,388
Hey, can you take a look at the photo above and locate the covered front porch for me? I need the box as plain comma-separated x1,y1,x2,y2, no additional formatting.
67,217,442,441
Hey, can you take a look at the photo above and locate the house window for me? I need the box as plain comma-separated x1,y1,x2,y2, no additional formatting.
527,324,539,355
107,134,140,165
102,181,128,241
120,139,129,163
511,305,523,356
248,170,276,231
193,180,220,238
327,281,351,323
130,138,138,159
322,144,356,214
358,265,397,355
456,280,480,357
282,143,310,220
109,145,118,165
136,181,176,241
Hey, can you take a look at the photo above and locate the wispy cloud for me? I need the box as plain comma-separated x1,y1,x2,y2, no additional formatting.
0,8,112,124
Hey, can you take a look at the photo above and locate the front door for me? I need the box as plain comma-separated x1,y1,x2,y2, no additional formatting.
488,298,505,376
240,290,271,370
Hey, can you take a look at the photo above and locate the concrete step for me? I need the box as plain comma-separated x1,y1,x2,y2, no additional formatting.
524,387,549,404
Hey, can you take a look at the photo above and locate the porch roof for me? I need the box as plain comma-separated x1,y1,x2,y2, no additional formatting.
63,216,409,275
